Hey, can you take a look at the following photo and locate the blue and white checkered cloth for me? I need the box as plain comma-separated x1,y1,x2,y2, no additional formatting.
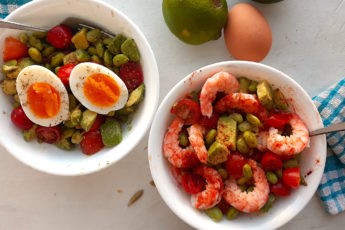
313,78,345,214
0,0,30,18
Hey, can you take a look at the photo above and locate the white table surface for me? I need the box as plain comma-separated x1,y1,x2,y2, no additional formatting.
1,0,345,229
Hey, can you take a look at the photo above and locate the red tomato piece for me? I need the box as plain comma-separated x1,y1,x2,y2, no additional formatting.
119,61,143,91
225,153,247,179
47,25,72,49
89,115,104,131
171,98,201,125
261,152,283,171
200,112,219,129
3,37,28,61
80,130,104,155
11,107,33,130
57,63,76,86
35,126,62,144
264,113,292,129
217,198,230,214
181,171,204,194
282,167,300,189
270,182,291,197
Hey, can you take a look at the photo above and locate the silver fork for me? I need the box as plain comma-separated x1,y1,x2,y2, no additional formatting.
0,17,114,37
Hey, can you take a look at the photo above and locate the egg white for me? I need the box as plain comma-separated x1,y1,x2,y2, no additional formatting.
16,65,69,127
69,62,128,114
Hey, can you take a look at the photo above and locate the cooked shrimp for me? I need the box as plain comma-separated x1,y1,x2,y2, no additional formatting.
215,93,261,115
223,159,269,213
200,72,239,118
191,165,223,210
267,113,309,156
187,124,208,164
163,117,199,168
257,131,269,152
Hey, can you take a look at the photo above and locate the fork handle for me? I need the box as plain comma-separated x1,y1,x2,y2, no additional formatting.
0,19,48,32
309,122,345,136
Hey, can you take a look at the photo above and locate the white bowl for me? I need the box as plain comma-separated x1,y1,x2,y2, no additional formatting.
149,61,326,230
0,0,159,176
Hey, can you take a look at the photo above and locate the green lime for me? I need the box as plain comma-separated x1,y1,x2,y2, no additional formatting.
162,0,228,45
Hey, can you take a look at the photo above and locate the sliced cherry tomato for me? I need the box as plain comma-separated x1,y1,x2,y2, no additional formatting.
119,61,143,91
282,167,300,189
181,171,204,194
3,37,28,61
89,115,104,131
35,126,62,144
225,153,247,179
11,107,33,130
217,198,230,214
264,113,292,129
261,152,283,171
251,151,263,162
171,98,201,125
47,25,72,49
57,63,76,86
80,130,104,155
200,112,219,129
270,182,291,197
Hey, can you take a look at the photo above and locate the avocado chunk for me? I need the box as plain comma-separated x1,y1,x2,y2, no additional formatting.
126,84,145,107
208,141,229,165
80,110,97,132
216,116,237,151
56,138,74,150
257,80,273,109
71,27,89,50
23,125,37,142
273,88,289,111
63,51,78,65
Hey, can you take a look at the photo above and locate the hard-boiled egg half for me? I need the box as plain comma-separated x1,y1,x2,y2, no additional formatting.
69,62,128,114
16,65,69,127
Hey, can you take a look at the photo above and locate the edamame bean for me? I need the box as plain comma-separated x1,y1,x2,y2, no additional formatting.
113,54,129,67
237,176,248,186
218,168,228,180
96,42,104,58
246,114,261,127
226,207,238,220
76,49,90,62
32,31,46,38
239,77,250,93
51,52,64,67
103,37,112,45
266,171,278,184
205,207,223,222
121,38,140,61
86,29,101,43
87,46,97,55
100,118,122,147
19,33,28,44
178,133,189,147
42,46,55,57
103,50,113,67
205,129,217,145
237,137,249,155
238,121,252,132
243,163,252,179
229,113,243,123
28,47,42,63
44,63,52,71
243,130,257,148
261,194,275,212
283,159,299,169
107,34,126,54
248,81,258,93
91,55,101,64
28,35,43,50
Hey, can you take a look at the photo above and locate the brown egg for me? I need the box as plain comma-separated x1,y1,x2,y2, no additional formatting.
224,3,272,62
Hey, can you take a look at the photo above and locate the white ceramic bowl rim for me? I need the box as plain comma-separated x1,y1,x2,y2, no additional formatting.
149,61,326,230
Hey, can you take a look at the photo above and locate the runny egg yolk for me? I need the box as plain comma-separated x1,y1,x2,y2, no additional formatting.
27,82,61,118
83,73,120,107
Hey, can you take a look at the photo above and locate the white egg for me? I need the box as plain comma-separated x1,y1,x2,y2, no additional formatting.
69,62,128,114
16,65,69,127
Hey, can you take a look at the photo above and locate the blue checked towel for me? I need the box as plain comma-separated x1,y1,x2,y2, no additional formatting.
0,0,30,18
313,78,345,214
